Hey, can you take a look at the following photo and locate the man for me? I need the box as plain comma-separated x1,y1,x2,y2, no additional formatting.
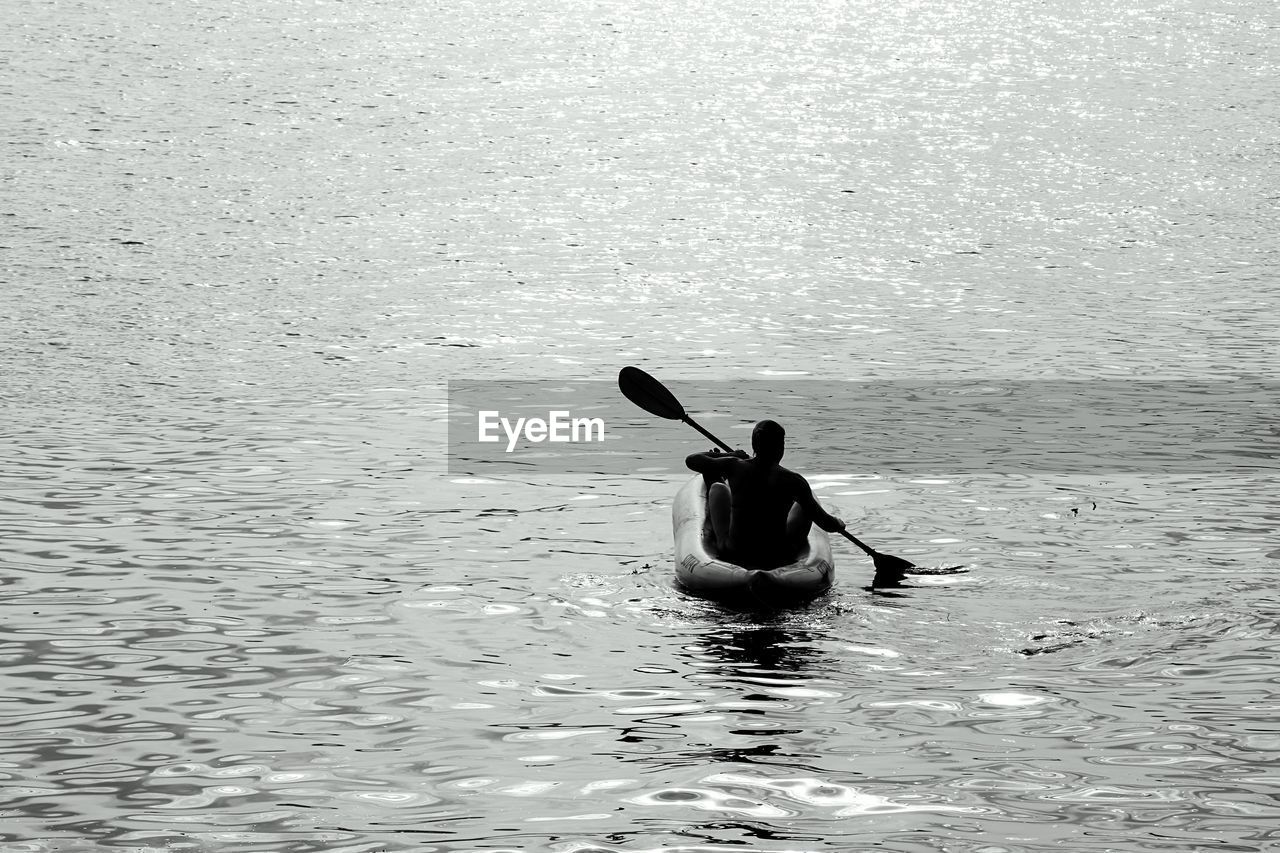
685,419,846,570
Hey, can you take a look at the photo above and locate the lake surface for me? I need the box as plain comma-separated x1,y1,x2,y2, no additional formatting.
4,0,1277,850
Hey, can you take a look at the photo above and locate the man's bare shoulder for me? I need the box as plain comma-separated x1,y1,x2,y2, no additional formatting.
773,466,811,492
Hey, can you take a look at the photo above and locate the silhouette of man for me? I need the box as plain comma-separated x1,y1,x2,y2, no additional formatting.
685,419,845,569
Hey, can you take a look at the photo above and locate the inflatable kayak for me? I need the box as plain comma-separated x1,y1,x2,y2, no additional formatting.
672,475,835,606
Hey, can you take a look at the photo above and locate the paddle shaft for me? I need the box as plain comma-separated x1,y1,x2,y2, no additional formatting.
684,417,734,454
837,528,879,558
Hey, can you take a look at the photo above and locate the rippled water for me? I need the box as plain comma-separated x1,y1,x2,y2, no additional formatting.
4,0,1278,849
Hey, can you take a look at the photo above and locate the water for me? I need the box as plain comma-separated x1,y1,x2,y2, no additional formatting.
3,0,1278,850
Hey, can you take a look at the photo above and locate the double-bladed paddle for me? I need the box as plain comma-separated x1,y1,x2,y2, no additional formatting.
617,365,944,587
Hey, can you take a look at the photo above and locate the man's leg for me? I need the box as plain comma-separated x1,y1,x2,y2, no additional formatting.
785,502,812,553
707,482,732,552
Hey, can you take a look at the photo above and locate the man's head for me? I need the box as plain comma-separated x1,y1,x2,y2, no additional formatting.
751,419,785,463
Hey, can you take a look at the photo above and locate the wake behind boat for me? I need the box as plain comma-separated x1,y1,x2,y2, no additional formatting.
672,475,835,606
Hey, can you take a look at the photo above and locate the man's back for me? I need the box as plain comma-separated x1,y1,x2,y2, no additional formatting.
718,459,808,560
685,427,844,569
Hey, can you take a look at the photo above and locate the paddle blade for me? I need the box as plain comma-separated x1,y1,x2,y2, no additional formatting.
870,552,916,588
618,366,687,420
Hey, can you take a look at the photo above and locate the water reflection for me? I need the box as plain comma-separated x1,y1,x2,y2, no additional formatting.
694,617,830,678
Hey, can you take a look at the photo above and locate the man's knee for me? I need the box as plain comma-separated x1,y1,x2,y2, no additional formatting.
786,502,812,541
707,482,732,547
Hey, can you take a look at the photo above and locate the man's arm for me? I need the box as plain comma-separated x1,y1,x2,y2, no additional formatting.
788,472,845,532
685,448,749,475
